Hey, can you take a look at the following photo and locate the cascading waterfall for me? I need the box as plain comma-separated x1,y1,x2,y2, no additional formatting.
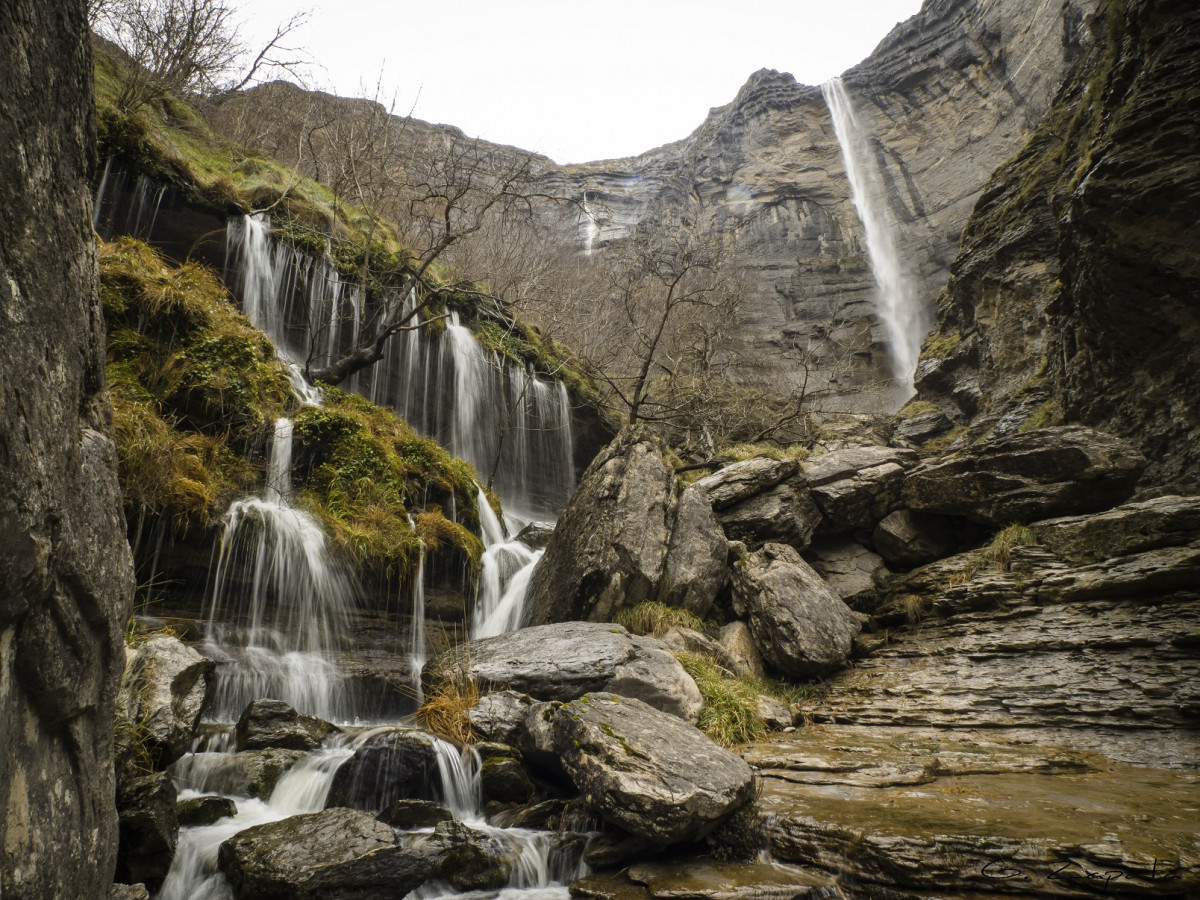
579,192,600,256
822,76,925,398
472,488,542,639
202,417,358,723
225,214,576,522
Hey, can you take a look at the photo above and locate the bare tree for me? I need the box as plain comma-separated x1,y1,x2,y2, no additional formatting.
91,0,307,113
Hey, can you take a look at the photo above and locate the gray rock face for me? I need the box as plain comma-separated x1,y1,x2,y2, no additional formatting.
1032,495,1200,564
0,3,136,895
524,427,676,625
802,447,918,534
715,484,822,551
872,509,963,567
431,622,702,722
805,540,887,607
234,699,337,752
695,458,800,509
903,426,1145,525
468,689,535,745
176,795,237,827
217,807,440,899
533,693,755,844
732,544,861,678
658,483,728,616
119,636,215,764
718,622,767,680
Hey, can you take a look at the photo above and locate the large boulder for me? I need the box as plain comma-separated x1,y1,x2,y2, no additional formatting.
658,483,729,616
903,426,1145,525
694,457,799,509
872,509,965,567
114,770,177,892
695,458,821,550
732,544,861,678
119,635,214,765
467,689,536,745
525,427,677,625
805,540,888,610
217,807,442,899
326,729,440,811
802,447,919,534
234,699,337,752
427,622,702,722
719,622,767,679
528,693,755,844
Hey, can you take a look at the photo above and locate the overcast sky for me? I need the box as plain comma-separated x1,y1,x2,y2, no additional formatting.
240,0,925,164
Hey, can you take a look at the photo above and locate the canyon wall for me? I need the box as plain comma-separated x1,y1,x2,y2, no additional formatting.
1,2,135,895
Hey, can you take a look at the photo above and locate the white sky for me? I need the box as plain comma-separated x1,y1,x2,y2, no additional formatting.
239,0,925,164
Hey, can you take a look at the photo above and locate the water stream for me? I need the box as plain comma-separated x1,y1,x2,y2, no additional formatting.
822,76,925,398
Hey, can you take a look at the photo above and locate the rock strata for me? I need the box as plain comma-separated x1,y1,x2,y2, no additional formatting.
532,693,755,844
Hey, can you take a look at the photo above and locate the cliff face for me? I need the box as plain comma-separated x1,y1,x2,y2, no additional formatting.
0,2,135,895
536,0,1099,405
913,0,1200,489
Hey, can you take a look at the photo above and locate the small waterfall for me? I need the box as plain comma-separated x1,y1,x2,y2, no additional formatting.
409,518,428,705
432,739,483,821
93,158,171,241
472,489,541,639
822,76,924,397
579,192,600,256
203,418,357,723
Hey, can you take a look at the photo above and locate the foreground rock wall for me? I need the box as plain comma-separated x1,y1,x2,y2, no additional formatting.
0,2,135,895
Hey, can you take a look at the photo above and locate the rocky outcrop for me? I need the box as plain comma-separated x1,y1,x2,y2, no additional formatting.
114,771,177,891
912,0,1200,489
119,636,214,765
804,540,887,608
732,544,861,679
695,458,821,551
903,426,1145,524
325,729,439,811
658,483,729,616
467,689,536,745
872,509,963,567
1,2,136,895
803,447,918,534
234,699,338,752
529,693,755,844
524,427,676,626
427,622,702,722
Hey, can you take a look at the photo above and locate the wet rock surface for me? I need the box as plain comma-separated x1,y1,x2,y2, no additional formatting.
176,795,237,827
326,729,439,810
114,770,178,891
531,693,755,844
119,636,215,765
234,699,338,752
431,622,702,721
171,749,306,800
732,544,861,678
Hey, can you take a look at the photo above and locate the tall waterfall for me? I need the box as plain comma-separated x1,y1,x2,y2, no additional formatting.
225,214,576,522
822,76,924,397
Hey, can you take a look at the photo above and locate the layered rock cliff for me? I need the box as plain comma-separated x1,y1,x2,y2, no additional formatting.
535,0,1100,404
912,0,1200,489
1,1,135,896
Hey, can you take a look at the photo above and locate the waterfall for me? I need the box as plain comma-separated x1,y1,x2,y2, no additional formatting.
409,516,428,705
822,76,924,397
579,192,600,256
202,418,358,723
472,488,541,639
225,213,576,521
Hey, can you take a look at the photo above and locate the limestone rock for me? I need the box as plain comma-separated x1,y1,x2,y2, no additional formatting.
803,447,918,534
114,770,178,891
715,483,822,551
119,635,214,765
732,544,861,678
1032,495,1200,564
468,689,535,745
217,807,440,899
756,696,794,730
805,539,888,608
429,622,702,722
872,509,964,567
903,427,1145,524
109,885,150,900
176,795,236,827
515,521,555,550
658,483,728,616
718,621,766,680
234,699,337,752
694,458,800,510
535,693,755,844
524,427,676,625
326,729,439,811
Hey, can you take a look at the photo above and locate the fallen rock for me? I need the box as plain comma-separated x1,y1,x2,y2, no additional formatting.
380,799,453,829
525,426,676,625
114,770,177,892
234,699,337,752
714,483,823,551
428,820,515,891
805,539,888,609
119,635,214,765
872,508,965,567
109,885,150,900
479,750,535,805
515,521,555,550
903,426,1145,525
533,694,755,844
718,622,766,679
428,622,702,722
176,795,236,827
658,482,729,616
326,728,439,811
468,689,535,745
802,447,918,534
732,544,861,679
756,696,794,730
217,807,440,899
694,457,800,509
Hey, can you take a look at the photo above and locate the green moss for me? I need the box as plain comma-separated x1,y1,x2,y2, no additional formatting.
1018,400,1064,433
922,425,968,453
894,400,940,421
921,333,962,359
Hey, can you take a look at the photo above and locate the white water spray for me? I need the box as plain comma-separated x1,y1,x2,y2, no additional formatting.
822,76,925,396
